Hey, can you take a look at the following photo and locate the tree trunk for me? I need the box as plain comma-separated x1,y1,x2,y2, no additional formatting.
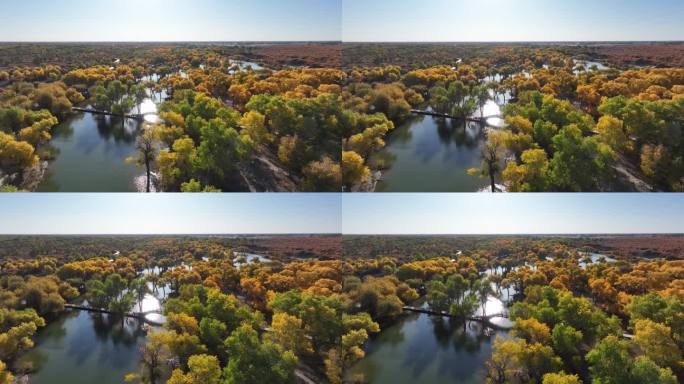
149,363,157,384
145,159,151,193
489,165,496,193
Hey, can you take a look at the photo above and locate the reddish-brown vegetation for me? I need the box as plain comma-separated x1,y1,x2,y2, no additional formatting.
589,43,684,68
253,43,341,68
236,235,342,260
583,235,684,260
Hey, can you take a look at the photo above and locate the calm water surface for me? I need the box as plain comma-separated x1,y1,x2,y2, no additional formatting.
37,113,144,192
350,313,510,384
373,117,490,192
374,91,505,192
22,310,147,384
37,80,165,191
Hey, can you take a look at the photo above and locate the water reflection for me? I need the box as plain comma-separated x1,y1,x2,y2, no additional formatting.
144,313,167,325
22,310,147,384
233,252,272,268
350,313,510,384
228,60,264,73
139,293,162,313
579,252,617,268
373,116,489,192
573,59,611,74
37,113,144,192
38,83,162,191
137,98,159,123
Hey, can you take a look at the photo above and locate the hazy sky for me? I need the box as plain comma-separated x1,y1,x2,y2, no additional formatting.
0,0,341,42
1,194,683,235
343,0,684,42
3,0,681,42
342,194,684,234
0,194,341,234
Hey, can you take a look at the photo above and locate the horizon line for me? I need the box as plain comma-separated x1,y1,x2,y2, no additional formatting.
342,40,684,44
0,40,342,44
343,233,684,236
0,233,342,236
1,40,682,44
0,233,682,236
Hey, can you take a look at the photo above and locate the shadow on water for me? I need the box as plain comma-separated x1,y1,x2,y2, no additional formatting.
351,312,510,384
435,118,483,149
93,116,138,144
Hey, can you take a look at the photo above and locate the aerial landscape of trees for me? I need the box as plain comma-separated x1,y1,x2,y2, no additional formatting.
344,235,683,384
0,43,342,192
339,43,684,192
0,235,681,383
2,42,682,192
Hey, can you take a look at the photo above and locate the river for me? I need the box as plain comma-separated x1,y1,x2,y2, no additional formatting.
36,83,164,192
574,59,612,74
233,251,272,267
19,260,176,383
351,248,622,383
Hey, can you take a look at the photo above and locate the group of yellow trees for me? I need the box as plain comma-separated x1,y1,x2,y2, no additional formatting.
482,251,683,383
488,67,684,192
66,62,346,191
0,81,84,190
0,273,79,383
144,238,684,384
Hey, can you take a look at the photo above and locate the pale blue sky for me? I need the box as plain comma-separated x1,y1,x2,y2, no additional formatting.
1,194,682,235
343,0,684,42
342,194,684,234
0,0,341,41
3,1,681,42
0,194,341,234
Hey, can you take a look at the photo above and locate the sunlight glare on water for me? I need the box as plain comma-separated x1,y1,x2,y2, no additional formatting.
479,295,505,317
481,100,501,118
139,293,161,313
138,98,159,123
